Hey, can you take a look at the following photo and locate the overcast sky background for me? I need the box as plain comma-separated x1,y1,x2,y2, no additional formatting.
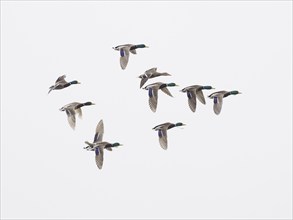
1,1,292,219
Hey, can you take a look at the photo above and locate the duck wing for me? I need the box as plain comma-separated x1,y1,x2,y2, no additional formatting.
73,107,82,119
160,87,173,97
148,87,159,112
130,49,136,54
187,90,197,112
94,120,104,142
120,48,130,70
213,95,224,115
145,67,157,75
55,75,67,84
95,147,104,169
48,85,55,94
196,89,206,104
140,77,149,88
158,129,168,150
65,108,76,130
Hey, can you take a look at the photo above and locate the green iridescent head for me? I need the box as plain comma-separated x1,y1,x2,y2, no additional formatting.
112,142,122,147
70,80,80,84
230,90,241,95
136,44,148,48
167,83,178,87
175,122,186,127
84,101,95,106
203,86,214,90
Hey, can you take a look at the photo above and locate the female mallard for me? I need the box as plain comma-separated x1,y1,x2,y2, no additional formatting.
138,67,171,88
143,82,178,112
113,44,148,70
180,85,214,112
84,120,122,170
48,75,80,94
208,90,241,115
153,122,186,150
59,102,95,129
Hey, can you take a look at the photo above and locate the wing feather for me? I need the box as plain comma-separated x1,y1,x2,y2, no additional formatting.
148,87,158,112
95,147,104,169
140,78,148,88
65,109,76,130
160,87,173,97
94,120,104,142
213,95,224,115
187,91,197,112
120,49,130,70
196,89,206,104
158,129,168,150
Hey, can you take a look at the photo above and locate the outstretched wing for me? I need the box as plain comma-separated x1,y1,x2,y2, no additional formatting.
148,87,159,112
75,108,82,119
48,85,55,94
213,95,224,115
120,48,130,70
94,120,104,142
145,67,157,75
158,129,168,150
160,87,173,97
65,109,76,130
130,49,136,54
196,89,206,104
55,75,67,84
140,78,149,88
95,147,104,170
187,90,197,112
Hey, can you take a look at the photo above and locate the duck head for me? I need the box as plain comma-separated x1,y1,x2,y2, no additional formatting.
112,142,123,147
83,101,95,106
136,44,148,48
230,90,241,95
167,83,179,87
175,122,186,127
70,80,81,85
202,86,215,90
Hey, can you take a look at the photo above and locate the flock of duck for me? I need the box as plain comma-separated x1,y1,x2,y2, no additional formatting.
48,43,241,170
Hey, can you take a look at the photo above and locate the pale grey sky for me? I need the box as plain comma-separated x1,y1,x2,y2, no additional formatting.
1,1,292,219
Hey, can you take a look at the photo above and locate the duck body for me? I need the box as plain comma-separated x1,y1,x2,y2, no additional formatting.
48,75,80,94
138,67,171,88
84,120,122,170
153,122,185,150
60,101,95,129
143,82,177,112
208,90,241,115
181,85,214,112
113,44,148,70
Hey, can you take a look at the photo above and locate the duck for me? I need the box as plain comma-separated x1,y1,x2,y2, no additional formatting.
48,75,80,94
208,90,241,115
138,67,171,88
113,44,148,70
180,85,214,112
143,82,178,112
59,102,95,129
84,120,122,170
153,122,186,150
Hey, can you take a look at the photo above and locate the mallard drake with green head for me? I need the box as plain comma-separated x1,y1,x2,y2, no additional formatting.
180,85,214,112
208,90,241,115
138,67,171,88
84,120,122,170
143,82,178,112
48,75,80,94
113,44,148,70
153,122,186,150
59,102,95,129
